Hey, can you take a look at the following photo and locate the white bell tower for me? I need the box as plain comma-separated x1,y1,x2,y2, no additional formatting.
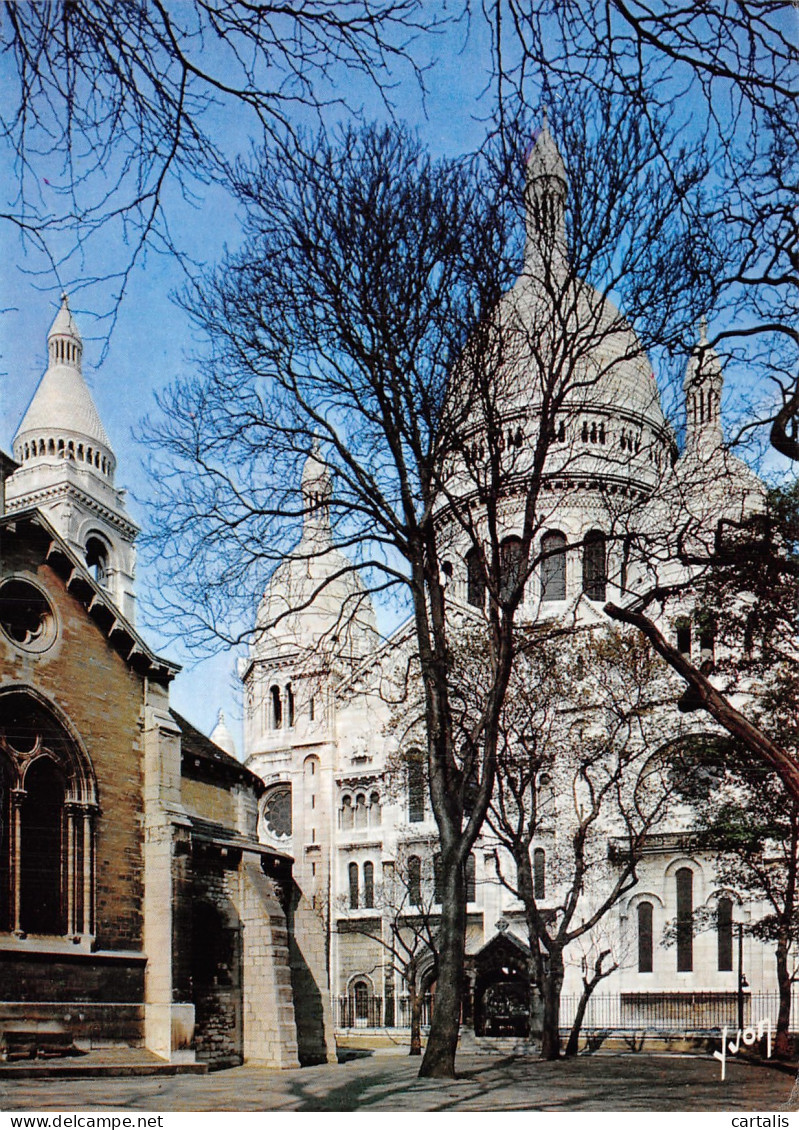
6,295,139,620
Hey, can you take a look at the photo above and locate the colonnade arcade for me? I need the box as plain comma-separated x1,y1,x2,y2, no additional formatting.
0,688,97,940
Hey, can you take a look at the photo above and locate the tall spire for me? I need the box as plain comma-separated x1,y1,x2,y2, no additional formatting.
683,317,723,453
524,121,568,267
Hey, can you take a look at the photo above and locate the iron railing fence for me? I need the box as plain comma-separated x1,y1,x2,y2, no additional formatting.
557,991,796,1033
396,994,434,1029
334,990,797,1033
335,995,384,1029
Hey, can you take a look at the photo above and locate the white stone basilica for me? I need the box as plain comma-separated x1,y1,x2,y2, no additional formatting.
240,126,786,1048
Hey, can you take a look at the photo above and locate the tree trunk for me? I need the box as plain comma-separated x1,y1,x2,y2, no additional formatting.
564,953,616,1058
418,853,466,1077
409,978,423,1056
564,990,590,1057
775,938,794,1059
540,949,564,1060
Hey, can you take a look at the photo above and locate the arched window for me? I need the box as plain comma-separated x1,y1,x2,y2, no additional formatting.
286,684,295,728
499,537,524,603
465,853,476,903
21,759,65,935
533,847,546,899
270,685,282,730
676,868,693,971
408,855,422,906
717,897,733,972
433,852,442,904
700,621,716,663
341,795,354,830
466,547,485,609
407,751,425,823
676,618,692,656
637,902,654,973
348,862,359,909
352,979,370,1021
85,537,109,588
363,861,375,908
354,794,368,828
540,532,567,602
582,530,606,601
369,791,381,826
0,691,96,937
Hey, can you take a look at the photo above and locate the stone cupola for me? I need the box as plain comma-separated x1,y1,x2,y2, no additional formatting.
5,294,139,620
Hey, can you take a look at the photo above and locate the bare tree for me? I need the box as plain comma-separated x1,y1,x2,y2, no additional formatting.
338,849,440,1056
484,629,678,1058
488,0,798,461
0,0,437,320
607,479,799,800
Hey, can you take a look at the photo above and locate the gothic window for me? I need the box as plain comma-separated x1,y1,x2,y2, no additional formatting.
700,623,716,663
369,791,381,825
466,547,485,609
270,685,283,730
348,862,359,909
0,691,96,937
533,847,546,900
407,751,425,823
286,684,295,728
637,902,654,972
363,861,375,908
85,537,109,588
262,785,292,841
355,794,368,828
465,853,476,903
408,855,422,906
499,537,524,603
0,580,57,653
582,530,607,602
309,697,315,722
433,852,442,904
540,532,567,602
676,868,693,972
717,897,733,972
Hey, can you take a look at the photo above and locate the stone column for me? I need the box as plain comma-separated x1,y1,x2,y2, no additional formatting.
11,789,24,934
141,686,195,1062
65,803,77,935
81,807,94,935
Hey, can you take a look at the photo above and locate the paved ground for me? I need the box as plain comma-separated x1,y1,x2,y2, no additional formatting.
0,1052,795,1113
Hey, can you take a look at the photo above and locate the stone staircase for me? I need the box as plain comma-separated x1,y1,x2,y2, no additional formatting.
458,1030,541,1056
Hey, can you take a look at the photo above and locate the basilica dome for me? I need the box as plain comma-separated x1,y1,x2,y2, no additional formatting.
454,126,675,499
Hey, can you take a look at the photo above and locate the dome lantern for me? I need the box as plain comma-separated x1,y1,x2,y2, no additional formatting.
524,120,568,266
682,317,724,454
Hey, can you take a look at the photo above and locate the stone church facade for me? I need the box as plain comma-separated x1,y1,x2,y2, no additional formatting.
243,128,785,1047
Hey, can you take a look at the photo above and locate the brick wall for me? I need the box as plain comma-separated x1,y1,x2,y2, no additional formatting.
1,549,146,953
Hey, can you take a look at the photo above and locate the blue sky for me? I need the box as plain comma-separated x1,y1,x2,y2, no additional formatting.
0,9,496,755
1,6,791,758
